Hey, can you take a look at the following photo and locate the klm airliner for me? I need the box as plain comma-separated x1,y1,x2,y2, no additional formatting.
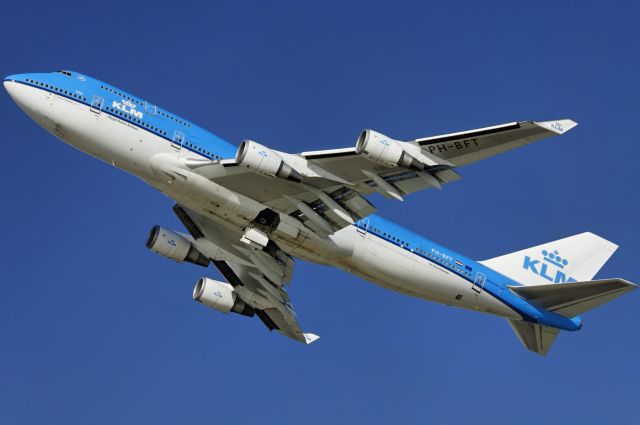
5,70,636,355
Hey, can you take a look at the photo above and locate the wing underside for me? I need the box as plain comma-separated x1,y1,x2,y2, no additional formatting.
174,204,318,344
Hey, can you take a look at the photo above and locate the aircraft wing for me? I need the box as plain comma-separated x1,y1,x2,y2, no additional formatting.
185,119,576,237
173,205,319,344
409,119,577,166
298,119,577,182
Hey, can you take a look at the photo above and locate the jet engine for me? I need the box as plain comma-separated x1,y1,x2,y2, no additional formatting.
236,140,303,182
355,129,426,171
192,277,255,316
146,225,209,267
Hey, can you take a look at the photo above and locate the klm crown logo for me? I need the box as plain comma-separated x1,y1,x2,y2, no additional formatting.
523,249,576,284
542,250,568,268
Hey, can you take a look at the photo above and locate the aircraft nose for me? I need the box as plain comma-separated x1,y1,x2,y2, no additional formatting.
4,74,48,123
3,74,27,104
4,75,18,98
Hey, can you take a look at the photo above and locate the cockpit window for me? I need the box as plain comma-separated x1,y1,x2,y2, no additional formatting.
57,70,72,77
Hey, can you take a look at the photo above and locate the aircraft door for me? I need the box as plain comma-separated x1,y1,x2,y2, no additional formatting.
145,102,157,116
172,130,185,152
90,95,104,113
356,218,369,237
472,272,485,293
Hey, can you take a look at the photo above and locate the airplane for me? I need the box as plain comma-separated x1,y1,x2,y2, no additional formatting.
4,70,636,355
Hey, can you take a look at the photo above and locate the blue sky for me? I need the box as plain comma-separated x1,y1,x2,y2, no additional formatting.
1,1,638,424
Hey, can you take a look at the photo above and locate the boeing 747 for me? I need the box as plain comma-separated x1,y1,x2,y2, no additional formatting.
5,70,636,355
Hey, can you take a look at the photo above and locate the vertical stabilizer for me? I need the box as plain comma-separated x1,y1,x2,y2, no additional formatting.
480,232,617,286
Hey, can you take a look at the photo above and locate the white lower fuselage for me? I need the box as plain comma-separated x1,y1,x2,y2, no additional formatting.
6,81,519,320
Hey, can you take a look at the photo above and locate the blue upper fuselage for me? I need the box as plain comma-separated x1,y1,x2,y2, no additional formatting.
4,70,582,331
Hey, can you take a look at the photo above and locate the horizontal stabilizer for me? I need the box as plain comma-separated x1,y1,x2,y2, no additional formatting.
508,320,560,356
510,278,637,318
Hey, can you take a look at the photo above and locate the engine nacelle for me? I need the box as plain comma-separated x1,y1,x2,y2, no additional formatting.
236,140,303,182
355,129,425,171
192,277,254,316
146,225,209,267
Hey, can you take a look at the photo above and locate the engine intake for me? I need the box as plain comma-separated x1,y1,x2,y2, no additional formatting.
146,225,209,267
355,129,425,171
193,277,254,316
236,140,303,182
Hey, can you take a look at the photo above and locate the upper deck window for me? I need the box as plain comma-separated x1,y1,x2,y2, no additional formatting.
57,70,72,77
158,110,192,128
100,85,144,106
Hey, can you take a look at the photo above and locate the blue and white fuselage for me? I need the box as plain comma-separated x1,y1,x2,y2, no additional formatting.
5,70,633,354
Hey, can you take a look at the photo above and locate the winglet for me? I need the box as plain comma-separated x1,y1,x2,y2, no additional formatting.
535,119,578,135
303,333,320,344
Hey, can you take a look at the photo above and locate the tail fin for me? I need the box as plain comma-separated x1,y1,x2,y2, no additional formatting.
480,232,618,286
